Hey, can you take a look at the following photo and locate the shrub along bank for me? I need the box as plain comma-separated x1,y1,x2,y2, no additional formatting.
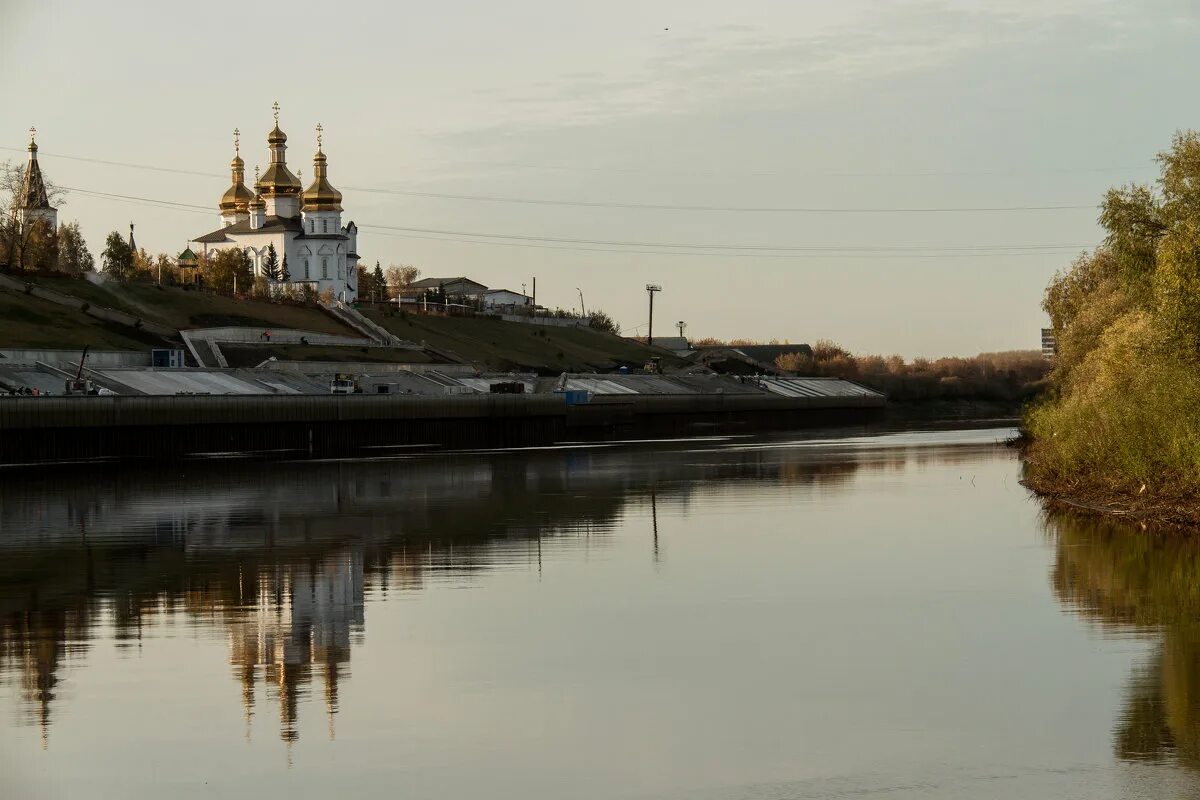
1024,131,1200,521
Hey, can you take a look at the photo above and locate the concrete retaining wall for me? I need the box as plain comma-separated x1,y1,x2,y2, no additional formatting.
0,392,885,464
0,349,151,367
499,314,588,328
184,326,375,347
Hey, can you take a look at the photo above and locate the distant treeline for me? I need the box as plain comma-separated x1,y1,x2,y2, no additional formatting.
775,341,1050,403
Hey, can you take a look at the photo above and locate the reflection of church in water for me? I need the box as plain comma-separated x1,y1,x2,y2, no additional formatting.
2,442,863,749
226,550,365,743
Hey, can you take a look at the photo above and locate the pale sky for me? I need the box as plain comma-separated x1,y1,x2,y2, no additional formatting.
1,0,1191,357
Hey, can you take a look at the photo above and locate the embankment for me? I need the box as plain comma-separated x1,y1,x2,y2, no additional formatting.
0,393,884,465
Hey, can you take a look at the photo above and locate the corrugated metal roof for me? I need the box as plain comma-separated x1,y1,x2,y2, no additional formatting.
562,377,639,395
757,377,882,398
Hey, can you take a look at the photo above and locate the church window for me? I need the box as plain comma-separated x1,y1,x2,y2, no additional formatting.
304,258,310,279
309,219,314,233
322,219,329,233
322,257,329,279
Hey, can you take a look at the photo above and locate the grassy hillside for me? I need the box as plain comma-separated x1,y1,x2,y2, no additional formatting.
0,274,680,371
362,309,680,373
0,287,175,350
24,275,355,336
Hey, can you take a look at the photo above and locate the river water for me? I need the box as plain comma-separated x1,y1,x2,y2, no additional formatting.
2,425,1198,799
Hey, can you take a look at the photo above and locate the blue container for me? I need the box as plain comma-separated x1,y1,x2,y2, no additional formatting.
562,390,591,406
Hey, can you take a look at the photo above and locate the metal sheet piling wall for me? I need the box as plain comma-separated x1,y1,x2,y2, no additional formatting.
0,393,884,464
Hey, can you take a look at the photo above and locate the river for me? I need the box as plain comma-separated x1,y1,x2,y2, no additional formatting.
1,424,1197,799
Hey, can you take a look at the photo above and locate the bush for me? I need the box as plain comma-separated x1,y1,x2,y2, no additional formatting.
1025,129,1200,500
774,344,1049,403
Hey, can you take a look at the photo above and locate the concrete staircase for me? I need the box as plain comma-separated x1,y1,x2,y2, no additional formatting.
324,299,406,347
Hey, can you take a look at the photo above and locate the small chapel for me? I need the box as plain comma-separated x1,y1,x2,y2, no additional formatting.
192,103,359,301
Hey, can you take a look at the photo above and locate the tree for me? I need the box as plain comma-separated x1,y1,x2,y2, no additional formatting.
1,159,67,212
262,243,280,281
385,264,420,294
281,254,290,282
1,159,67,272
373,261,386,301
356,264,375,301
55,222,94,275
588,309,620,335
101,231,134,280
131,248,157,281
201,248,253,293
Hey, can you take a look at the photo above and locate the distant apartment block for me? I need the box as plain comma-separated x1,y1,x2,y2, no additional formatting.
1041,328,1057,359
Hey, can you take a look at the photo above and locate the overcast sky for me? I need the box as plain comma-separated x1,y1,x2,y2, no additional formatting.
1,0,1192,356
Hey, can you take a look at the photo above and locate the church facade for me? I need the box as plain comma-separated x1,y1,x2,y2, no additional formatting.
192,105,358,301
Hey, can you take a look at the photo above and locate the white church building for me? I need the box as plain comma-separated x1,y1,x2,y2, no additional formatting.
192,104,359,300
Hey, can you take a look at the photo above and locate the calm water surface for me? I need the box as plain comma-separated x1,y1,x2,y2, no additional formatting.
2,425,1199,798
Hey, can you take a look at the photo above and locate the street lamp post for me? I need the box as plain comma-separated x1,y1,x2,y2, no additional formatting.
576,287,586,318
645,284,662,345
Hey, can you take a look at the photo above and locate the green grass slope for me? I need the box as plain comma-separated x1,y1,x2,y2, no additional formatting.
25,276,355,336
0,287,175,350
362,309,680,373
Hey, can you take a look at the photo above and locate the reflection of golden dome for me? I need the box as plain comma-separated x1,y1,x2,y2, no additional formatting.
302,148,343,212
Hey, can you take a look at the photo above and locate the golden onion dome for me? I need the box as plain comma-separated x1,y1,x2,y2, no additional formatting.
220,144,254,213
268,124,287,146
220,181,255,213
218,129,253,213
302,147,343,212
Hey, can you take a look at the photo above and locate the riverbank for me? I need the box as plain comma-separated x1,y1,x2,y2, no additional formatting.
1021,472,1200,530
0,391,884,465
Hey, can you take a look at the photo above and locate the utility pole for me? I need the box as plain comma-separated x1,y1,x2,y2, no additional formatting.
576,287,586,318
645,284,661,345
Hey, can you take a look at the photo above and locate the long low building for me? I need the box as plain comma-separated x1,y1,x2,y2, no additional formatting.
0,360,882,402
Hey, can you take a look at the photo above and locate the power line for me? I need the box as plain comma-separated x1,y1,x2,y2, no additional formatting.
64,186,213,214
361,228,1088,259
355,221,1091,253
57,182,1094,259
9,146,1100,214
4,144,1149,180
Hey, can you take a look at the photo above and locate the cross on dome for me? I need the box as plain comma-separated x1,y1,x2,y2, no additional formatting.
316,123,323,149
29,126,36,143
272,101,280,124
234,128,240,155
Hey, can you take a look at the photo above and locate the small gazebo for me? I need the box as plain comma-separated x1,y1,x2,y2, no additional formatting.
177,247,199,285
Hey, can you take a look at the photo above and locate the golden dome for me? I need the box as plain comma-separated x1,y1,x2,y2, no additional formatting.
259,108,301,197
220,182,255,213
302,139,343,213
220,132,254,214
